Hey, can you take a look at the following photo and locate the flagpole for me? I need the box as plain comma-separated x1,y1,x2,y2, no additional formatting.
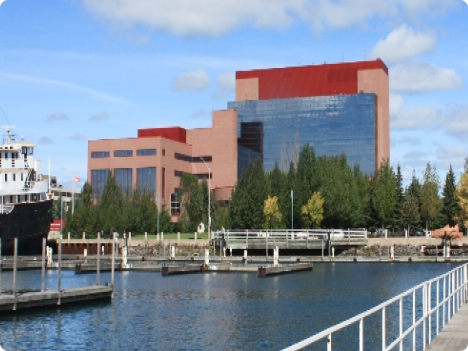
72,176,75,214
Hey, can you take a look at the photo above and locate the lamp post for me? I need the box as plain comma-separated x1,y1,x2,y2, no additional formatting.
156,194,160,237
200,157,211,241
291,190,294,231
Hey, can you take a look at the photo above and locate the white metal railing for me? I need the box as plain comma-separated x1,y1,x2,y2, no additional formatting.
213,229,367,248
281,263,468,351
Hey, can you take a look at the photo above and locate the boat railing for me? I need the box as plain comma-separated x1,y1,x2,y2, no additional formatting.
280,263,468,351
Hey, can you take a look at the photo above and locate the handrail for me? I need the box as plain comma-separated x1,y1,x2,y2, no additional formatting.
281,263,468,351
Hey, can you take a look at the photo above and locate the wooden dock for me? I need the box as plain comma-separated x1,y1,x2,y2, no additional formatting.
426,302,468,351
0,285,113,311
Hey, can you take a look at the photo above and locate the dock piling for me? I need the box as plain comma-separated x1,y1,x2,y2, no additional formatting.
41,238,46,292
0,238,2,292
97,231,101,285
111,233,115,288
58,235,62,305
13,238,17,310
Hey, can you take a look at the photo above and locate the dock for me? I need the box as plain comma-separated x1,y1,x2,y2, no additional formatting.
161,264,203,275
258,262,312,277
426,303,468,350
0,285,113,311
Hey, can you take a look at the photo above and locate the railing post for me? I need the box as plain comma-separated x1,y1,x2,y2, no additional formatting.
423,284,426,348
413,290,416,350
382,306,386,351
452,271,455,317
436,279,440,335
399,298,403,351
428,281,432,344
327,333,332,351
443,275,447,327
359,319,364,351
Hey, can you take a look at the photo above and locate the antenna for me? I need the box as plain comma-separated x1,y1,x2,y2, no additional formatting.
0,105,12,125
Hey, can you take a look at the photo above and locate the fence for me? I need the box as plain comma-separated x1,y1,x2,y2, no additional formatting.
281,263,468,351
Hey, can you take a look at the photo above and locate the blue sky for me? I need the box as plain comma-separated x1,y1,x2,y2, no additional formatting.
0,0,467,189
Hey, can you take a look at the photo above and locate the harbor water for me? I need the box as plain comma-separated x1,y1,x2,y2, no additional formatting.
0,262,462,350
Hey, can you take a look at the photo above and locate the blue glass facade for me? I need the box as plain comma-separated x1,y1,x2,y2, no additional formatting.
137,167,157,196
91,169,109,198
227,93,376,175
115,168,133,195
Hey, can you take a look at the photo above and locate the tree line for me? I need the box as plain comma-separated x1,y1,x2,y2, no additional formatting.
59,145,468,235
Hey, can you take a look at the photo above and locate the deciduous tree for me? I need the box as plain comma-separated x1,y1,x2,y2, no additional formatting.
301,192,324,228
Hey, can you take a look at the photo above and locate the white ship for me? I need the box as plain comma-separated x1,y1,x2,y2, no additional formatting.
0,125,53,255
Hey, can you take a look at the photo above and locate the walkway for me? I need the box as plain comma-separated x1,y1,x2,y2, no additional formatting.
426,303,468,351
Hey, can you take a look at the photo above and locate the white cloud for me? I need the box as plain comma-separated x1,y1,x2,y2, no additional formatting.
89,112,109,122
438,105,468,140
0,0,6,7
399,135,422,146
191,110,208,119
48,112,68,122
39,136,53,145
212,72,235,100
391,62,464,93
82,0,455,37
69,132,86,140
0,72,128,104
173,69,209,92
370,25,435,65
390,94,438,131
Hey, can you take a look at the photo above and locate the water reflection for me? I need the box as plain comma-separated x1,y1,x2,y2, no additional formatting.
0,263,461,351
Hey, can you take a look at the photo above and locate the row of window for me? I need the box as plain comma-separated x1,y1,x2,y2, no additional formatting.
91,167,157,198
3,173,25,182
174,153,212,163
91,149,158,158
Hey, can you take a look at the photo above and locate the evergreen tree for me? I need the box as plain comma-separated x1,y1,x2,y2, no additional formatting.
353,164,372,228
442,165,460,226
180,173,204,232
97,171,126,235
268,162,288,228
390,165,404,229
372,160,397,229
229,159,268,229
421,162,440,231
402,194,420,235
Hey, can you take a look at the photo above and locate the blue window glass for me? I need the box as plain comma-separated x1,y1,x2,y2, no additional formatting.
228,93,377,175
91,151,110,158
91,169,109,198
137,149,156,156
114,150,133,157
137,167,156,196
114,168,133,195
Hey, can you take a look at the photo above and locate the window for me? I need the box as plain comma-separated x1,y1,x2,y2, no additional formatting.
91,169,109,198
162,149,165,156
162,168,165,198
137,167,156,196
13,174,16,181
91,151,110,158
114,150,133,157
114,168,133,195
4,153,8,159
137,149,156,156
171,190,181,216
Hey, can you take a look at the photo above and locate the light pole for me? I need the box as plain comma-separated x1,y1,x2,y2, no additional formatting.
156,194,160,237
200,157,211,241
291,190,294,231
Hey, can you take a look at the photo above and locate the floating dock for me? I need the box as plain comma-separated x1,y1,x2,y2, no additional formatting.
0,285,113,311
258,262,313,277
161,264,203,275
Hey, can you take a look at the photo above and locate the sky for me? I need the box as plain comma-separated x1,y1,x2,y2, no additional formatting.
0,0,467,190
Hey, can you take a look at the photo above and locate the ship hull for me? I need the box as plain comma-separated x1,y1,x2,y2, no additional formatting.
0,199,53,256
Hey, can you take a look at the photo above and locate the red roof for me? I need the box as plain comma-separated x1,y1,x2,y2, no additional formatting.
138,127,187,143
236,60,388,100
